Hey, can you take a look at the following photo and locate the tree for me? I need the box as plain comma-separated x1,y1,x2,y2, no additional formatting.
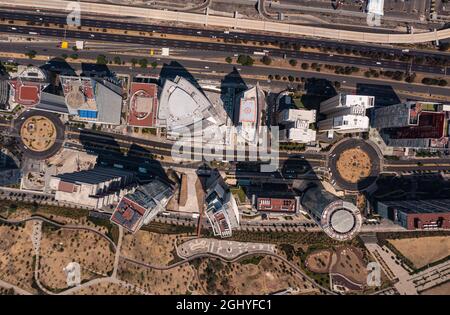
151,61,158,69
139,58,148,68
25,50,37,59
131,58,138,67
61,53,68,60
237,54,254,66
225,56,232,64
261,55,272,65
301,63,309,70
70,54,78,60
96,54,108,65
113,56,122,65
289,59,298,67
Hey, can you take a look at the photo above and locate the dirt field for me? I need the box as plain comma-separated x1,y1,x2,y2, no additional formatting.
39,227,115,291
197,256,319,295
20,116,56,152
117,259,200,294
121,230,190,266
68,281,140,295
336,148,372,183
305,249,333,273
330,246,367,286
388,236,450,269
420,281,450,295
0,222,37,294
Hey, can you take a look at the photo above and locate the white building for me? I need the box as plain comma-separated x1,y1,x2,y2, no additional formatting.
158,76,228,142
204,170,240,238
318,94,375,134
235,83,265,144
111,178,174,233
59,76,123,125
278,108,316,143
367,0,384,16
49,167,135,209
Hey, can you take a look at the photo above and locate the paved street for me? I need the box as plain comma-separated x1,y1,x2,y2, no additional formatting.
2,0,449,43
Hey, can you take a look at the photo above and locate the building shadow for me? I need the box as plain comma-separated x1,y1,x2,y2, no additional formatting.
366,172,450,218
159,61,204,94
40,57,77,76
233,155,322,201
356,83,401,107
77,129,169,184
302,78,337,111
80,63,113,78
220,67,248,123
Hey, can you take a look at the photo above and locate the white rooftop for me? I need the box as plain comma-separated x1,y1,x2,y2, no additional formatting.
330,209,356,234
367,0,384,16
341,95,375,109
334,115,370,130
158,76,214,131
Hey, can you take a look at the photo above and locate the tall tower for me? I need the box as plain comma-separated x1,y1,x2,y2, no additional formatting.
300,183,362,241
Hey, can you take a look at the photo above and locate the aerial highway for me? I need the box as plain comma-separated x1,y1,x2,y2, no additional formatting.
2,0,450,44
1,9,449,61
0,23,448,76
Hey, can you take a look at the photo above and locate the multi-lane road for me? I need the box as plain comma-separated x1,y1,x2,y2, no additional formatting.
1,9,449,60
0,10,449,76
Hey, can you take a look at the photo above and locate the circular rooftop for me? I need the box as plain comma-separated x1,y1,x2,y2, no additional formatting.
321,200,362,241
330,209,356,234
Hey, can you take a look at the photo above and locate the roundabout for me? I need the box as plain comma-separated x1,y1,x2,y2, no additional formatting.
328,139,381,192
14,110,65,160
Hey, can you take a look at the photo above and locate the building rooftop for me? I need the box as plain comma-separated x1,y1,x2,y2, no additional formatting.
379,199,450,215
8,80,45,107
158,76,213,132
257,197,297,213
128,82,159,127
34,92,69,114
367,0,384,16
60,76,123,125
56,167,134,186
239,98,257,123
111,178,174,233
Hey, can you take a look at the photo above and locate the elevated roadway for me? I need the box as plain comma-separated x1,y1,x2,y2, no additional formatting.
0,23,447,76
1,0,450,44
1,9,449,62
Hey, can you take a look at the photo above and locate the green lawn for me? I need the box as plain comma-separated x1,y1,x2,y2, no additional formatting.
231,187,246,203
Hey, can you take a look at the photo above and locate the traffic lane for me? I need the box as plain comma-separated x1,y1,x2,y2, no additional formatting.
1,51,449,102
0,23,447,75
383,165,450,172
1,8,449,60
384,158,450,165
